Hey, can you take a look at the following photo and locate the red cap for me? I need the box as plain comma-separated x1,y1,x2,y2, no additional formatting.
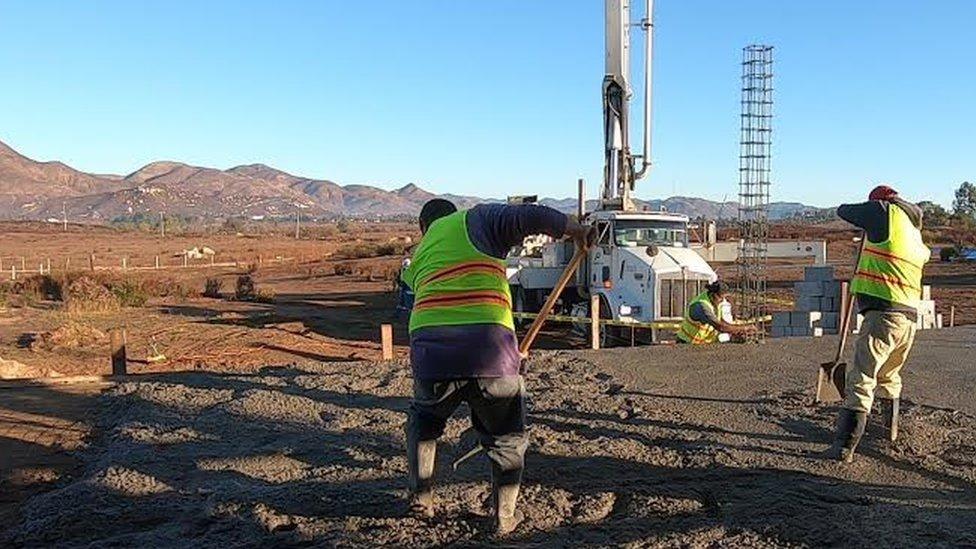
868,185,898,201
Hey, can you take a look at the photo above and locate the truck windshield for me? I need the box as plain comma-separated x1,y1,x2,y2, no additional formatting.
613,220,688,248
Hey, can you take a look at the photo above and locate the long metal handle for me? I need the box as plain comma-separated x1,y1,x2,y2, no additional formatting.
518,247,588,356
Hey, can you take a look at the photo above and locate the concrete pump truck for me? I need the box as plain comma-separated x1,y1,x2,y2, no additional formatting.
506,0,718,341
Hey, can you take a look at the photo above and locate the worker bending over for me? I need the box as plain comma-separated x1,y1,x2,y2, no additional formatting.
824,185,929,463
401,198,590,535
676,281,758,344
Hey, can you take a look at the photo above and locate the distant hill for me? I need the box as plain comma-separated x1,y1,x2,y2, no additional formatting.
0,138,824,222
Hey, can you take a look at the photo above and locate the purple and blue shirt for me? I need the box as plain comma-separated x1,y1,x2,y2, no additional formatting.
408,203,567,380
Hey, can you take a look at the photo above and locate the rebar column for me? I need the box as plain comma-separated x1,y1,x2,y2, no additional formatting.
737,45,773,339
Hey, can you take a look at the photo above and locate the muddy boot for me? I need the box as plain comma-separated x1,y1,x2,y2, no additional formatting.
493,482,523,537
407,440,436,518
880,398,900,442
822,408,868,463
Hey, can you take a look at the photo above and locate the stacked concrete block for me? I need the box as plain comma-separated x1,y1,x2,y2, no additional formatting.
791,267,842,315
771,265,842,338
772,270,942,339
770,312,791,338
916,294,938,329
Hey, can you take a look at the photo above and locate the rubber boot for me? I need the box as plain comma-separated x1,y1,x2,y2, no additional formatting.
880,398,900,442
493,482,523,537
823,408,868,463
407,439,436,518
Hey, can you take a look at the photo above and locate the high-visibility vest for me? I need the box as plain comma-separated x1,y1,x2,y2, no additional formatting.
676,291,720,345
402,210,514,334
850,204,930,309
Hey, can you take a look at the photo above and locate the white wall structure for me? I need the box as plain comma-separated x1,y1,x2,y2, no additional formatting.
694,240,827,265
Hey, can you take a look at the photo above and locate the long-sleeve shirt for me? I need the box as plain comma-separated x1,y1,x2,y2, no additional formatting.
689,301,722,328
409,203,568,380
836,198,923,319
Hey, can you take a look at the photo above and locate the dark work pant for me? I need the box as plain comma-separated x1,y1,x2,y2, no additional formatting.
406,376,528,487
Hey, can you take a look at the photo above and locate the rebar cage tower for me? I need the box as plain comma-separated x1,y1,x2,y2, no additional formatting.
737,45,773,337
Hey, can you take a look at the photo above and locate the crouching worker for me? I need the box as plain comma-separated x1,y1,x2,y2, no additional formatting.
676,281,759,344
401,198,591,535
823,185,929,463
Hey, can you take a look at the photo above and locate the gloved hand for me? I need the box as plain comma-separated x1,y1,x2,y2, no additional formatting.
564,218,598,250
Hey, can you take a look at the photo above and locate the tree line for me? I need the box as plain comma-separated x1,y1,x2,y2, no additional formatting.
917,181,976,228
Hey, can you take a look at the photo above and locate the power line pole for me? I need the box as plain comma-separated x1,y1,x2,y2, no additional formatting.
62,202,67,232
295,208,301,239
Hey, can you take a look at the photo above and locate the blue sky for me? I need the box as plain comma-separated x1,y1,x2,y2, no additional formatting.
1,0,973,207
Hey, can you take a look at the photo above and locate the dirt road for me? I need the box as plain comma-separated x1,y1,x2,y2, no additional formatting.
2,328,975,547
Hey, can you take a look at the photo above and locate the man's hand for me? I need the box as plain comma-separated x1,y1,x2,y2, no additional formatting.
564,218,597,250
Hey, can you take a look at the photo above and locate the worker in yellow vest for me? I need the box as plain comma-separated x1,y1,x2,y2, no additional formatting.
676,281,759,344
823,185,929,463
401,198,592,535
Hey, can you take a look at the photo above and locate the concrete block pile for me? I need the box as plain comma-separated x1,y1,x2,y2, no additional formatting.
772,265,942,338
771,265,842,338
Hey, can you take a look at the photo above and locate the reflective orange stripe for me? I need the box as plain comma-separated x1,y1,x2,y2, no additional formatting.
862,247,924,270
854,270,920,291
414,290,511,311
423,260,507,284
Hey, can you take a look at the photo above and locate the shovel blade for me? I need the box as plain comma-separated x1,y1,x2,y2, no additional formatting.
816,361,846,403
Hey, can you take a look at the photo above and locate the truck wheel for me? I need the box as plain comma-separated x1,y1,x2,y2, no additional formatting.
598,296,621,347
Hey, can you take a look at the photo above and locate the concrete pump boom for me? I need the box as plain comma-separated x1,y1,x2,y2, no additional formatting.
602,0,653,212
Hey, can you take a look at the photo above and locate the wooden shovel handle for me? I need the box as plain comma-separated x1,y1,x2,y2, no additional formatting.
832,234,866,363
518,246,588,356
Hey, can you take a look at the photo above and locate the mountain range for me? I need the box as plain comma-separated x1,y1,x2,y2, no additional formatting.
0,139,823,222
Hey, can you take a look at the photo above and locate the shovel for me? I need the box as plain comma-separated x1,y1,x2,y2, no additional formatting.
815,236,865,403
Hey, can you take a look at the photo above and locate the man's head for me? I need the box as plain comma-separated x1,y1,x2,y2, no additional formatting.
418,199,457,234
869,185,898,202
705,280,728,307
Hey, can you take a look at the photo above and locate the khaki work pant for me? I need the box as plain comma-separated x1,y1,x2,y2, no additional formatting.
844,310,917,413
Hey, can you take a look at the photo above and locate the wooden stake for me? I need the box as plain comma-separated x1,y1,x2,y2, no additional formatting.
590,293,600,350
21,257,26,271
183,254,188,268
89,253,95,271
381,324,394,360
155,255,160,269
109,328,127,376
10,266,15,281
122,257,127,271
950,305,955,328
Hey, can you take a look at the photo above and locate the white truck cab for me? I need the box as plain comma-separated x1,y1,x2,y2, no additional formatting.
506,208,717,329
586,210,716,324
